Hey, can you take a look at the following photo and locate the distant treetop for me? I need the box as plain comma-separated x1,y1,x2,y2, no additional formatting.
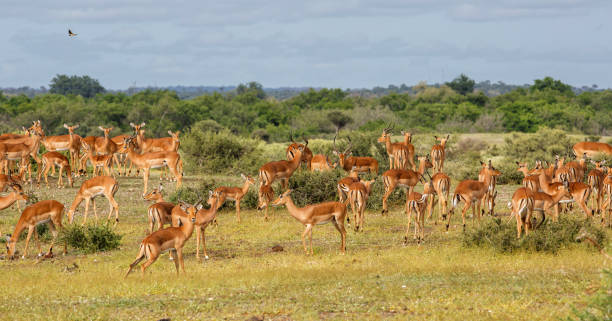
49,74,105,98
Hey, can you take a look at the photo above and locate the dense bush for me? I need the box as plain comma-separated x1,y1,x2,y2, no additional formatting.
59,224,122,253
463,216,607,254
502,128,578,163
169,180,217,204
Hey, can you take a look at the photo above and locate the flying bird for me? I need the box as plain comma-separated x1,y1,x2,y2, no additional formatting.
68,29,77,37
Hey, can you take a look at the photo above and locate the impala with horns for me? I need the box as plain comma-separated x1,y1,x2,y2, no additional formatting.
259,141,305,190
143,184,176,233
573,141,612,159
125,199,201,277
310,154,337,172
67,176,120,225
381,155,432,215
214,174,256,223
6,200,66,259
271,190,347,255
378,123,410,170
333,134,378,174
447,160,501,230
430,135,449,173
405,179,434,244
286,133,313,170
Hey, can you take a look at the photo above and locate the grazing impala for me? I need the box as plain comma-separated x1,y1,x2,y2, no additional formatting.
125,200,201,277
405,180,434,243
257,184,275,221
538,171,592,218
310,154,337,171
573,141,612,158
193,191,222,260
587,160,606,214
430,135,449,173
337,166,360,204
37,151,73,187
378,123,410,170
6,200,65,259
286,133,313,170
509,187,535,238
447,160,501,230
426,171,451,224
259,142,304,189
271,190,347,255
333,135,378,174
122,136,183,195
346,178,376,231
67,176,120,225
381,155,432,215
399,130,416,170
143,184,176,233
214,174,256,223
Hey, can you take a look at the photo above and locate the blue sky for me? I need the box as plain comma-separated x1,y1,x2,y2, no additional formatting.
1,0,611,89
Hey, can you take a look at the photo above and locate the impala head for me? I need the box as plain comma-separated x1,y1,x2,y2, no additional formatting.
286,133,308,161
143,184,164,201
98,126,113,137
207,190,221,208
377,122,394,143
516,162,528,173
271,189,292,207
434,134,450,146
417,155,433,170
129,122,146,135
332,133,352,166
257,184,274,210
179,199,203,223
63,123,79,134
6,235,17,260
241,173,256,186
400,130,412,143
168,130,180,143
591,160,606,169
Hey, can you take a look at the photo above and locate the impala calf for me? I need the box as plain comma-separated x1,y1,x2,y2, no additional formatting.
346,179,375,231
405,180,434,243
38,151,73,188
6,200,65,259
125,200,201,277
214,174,255,223
67,176,120,225
271,190,347,255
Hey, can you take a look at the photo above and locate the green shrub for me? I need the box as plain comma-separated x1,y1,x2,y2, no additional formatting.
59,224,122,253
169,180,216,204
503,128,578,163
463,216,607,254
287,170,343,207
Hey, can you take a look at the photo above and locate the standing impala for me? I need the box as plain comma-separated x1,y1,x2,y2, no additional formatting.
399,130,416,170
531,181,572,223
37,151,73,188
67,176,120,225
405,180,434,244
125,200,201,277
122,136,183,195
478,161,502,215
143,184,176,233
333,135,378,174
430,135,449,173
447,160,501,230
257,184,275,221
81,145,113,177
6,200,65,259
193,191,222,260
381,155,432,215
346,178,376,231
271,190,347,255
286,133,313,170
566,153,588,182
95,127,121,175
538,171,592,218
3,129,42,180
337,166,359,204
602,173,612,227
378,123,410,170
517,162,541,192
259,142,304,190
214,174,256,223
426,171,450,224
573,141,612,158
587,160,606,214
509,187,535,238
35,123,82,170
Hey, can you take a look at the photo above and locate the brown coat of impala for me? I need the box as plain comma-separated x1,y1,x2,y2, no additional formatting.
332,135,378,174
143,184,176,233
37,151,73,188
573,141,612,158
6,200,65,259
286,134,313,170
337,167,360,204
129,123,182,179
381,156,432,214
377,124,410,170
531,182,572,223
310,154,337,172
81,146,113,177
346,179,375,231
0,188,28,213
125,201,201,277
34,123,82,170
67,176,120,225
271,190,347,255
257,184,275,221
399,130,416,170
478,161,502,216
430,135,449,173
214,174,255,223
426,171,451,224
448,160,501,230
3,129,42,179
587,161,606,214
95,127,121,175
538,171,592,218
259,143,304,189
516,162,541,192
565,153,587,182
193,191,222,260
405,180,434,243
509,187,535,238
602,173,612,227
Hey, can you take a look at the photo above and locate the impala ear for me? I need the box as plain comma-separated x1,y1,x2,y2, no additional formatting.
446,134,450,140
515,161,520,166
240,173,246,180
63,123,69,129
130,122,136,128
196,204,204,210
333,151,338,156
140,122,146,127
98,126,104,131
208,190,213,197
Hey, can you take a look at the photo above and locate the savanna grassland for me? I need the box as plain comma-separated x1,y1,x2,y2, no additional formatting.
0,132,609,320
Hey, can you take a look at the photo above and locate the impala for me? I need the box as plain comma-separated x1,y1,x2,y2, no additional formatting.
214,174,255,223
405,180,434,243
286,133,313,170
125,200,201,277
36,123,82,169
430,135,449,173
399,130,416,170
122,136,183,195
509,187,535,238
0,174,24,194
3,129,42,180
573,141,612,158
538,171,592,218
96,126,121,175
565,153,588,182
554,156,573,183
447,160,501,230
111,133,132,176
516,162,541,192
0,188,28,212
478,161,502,215
337,166,360,204
587,160,606,214
37,151,73,187
130,122,181,153
143,184,176,233
193,191,222,260
80,145,113,177
310,154,337,171
6,200,65,259
259,142,304,189
333,135,378,174
426,171,451,224
531,181,572,223
67,176,120,225
381,155,432,215
257,184,275,221
271,190,347,255
346,178,376,231
602,173,612,227
378,123,410,170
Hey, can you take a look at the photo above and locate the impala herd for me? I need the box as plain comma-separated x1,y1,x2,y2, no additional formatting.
0,120,611,277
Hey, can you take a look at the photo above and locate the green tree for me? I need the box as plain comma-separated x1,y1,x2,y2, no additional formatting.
446,74,475,95
49,74,105,98
327,111,353,132
531,77,573,95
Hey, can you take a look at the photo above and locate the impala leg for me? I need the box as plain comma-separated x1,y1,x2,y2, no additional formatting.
331,216,346,254
195,227,201,260
405,204,412,243
302,224,313,255
236,200,241,223
83,198,91,225
34,227,42,256
308,227,314,255
143,168,150,196
47,222,59,256
23,226,35,258
381,182,396,215
170,249,179,273
350,198,358,231
476,198,482,223
201,227,209,260
58,165,64,187
177,248,185,274
515,208,522,238
461,200,471,228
